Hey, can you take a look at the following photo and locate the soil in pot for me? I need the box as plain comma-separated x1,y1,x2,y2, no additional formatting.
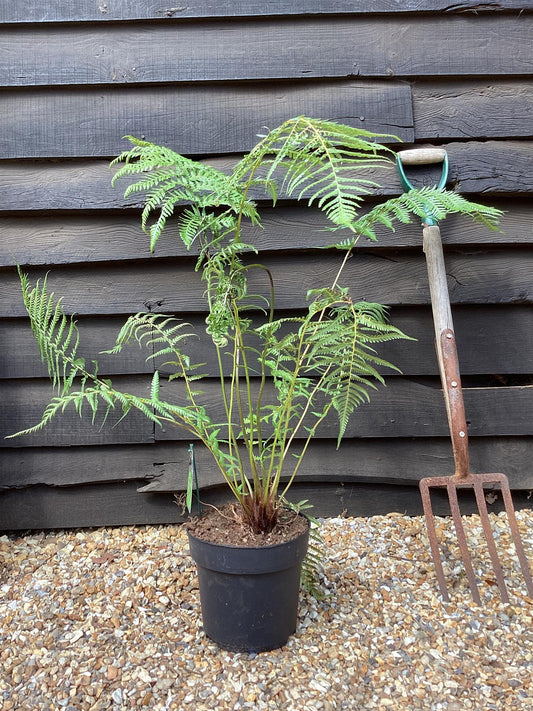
186,503,309,546
186,505,310,653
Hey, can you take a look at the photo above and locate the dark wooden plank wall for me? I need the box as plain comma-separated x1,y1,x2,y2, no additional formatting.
1,2,532,529
1,2,529,23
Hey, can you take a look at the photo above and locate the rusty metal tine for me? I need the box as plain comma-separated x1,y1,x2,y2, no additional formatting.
446,480,482,605
499,481,533,598
419,480,450,602
471,479,509,603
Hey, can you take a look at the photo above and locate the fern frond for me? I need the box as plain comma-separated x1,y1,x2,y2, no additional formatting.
18,267,88,396
234,116,396,231
282,499,326,599
349,187,502,243
295,291,411,446
111,137,259,249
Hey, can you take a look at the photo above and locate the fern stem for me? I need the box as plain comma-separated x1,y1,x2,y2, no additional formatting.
236,262,276,481
214,342,249,497
232,306,261,491
278,402,333,501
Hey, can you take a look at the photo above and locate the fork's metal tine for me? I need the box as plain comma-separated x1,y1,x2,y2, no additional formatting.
419,479,450,602
499,479,533,598
446,480,482,605
472,479,509,603
420,474,533,603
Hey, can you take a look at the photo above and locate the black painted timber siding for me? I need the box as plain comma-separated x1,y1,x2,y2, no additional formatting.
1,2,532,529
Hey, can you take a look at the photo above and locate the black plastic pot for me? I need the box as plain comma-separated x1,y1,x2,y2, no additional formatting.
187,519,310,653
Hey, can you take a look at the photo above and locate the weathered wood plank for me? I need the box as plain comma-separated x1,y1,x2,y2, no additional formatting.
2,437,532,491
0,377,155,448
2,198,530,267
0,482,183,531
1,16,531,87
2,249,532,318
0,443,180,490
2,304,530,381
1,479,531,531
136,436,533,493
153,378,533,441
0,317,152,379
413,81,533,140
0,83,413,159
2,305,531,380
284,483,533,519
444,141,533,194
2,141,532,212
2,376,532,448
383,305,533,376
1,1,526,24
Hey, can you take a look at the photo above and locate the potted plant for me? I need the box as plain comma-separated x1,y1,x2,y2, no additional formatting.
10,117,501,652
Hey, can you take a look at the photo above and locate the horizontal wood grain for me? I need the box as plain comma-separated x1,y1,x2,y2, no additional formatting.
6,79,533,158
382,305,533,377
1,1,525,24
1,15,531,88
413,81,533,140
2,375,532,448
0,82,412,159
1,477,531,531
153,377,533,441
282,482,533,519
1,376,155,447
0,482,183,531
2,198,531,267
0,442,179,489
2,141,532,212
2,305,532,380
2,436,532,490
2,248,532,318
138,436,533,492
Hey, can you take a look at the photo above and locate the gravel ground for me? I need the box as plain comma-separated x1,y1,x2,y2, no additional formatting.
1,509,532,711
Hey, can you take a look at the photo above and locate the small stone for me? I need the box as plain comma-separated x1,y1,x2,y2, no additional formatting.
137,668,153,684
111,689,123,704
106,665,119,681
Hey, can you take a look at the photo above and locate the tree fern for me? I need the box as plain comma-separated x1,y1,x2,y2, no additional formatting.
12,117,503,546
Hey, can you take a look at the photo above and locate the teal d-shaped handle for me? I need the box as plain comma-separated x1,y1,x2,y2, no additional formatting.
396,147,449,226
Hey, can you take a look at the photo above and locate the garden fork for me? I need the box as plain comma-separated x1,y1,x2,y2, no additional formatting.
397,147,533,604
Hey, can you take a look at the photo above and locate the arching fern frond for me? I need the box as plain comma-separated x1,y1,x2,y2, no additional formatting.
105,312,209,387
9,272,213,441
234,116,396,231
276,290,412,447
111,136,260,250
18,267,86,396
330,186,504,247
308,298,408,445
107,312,196,360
